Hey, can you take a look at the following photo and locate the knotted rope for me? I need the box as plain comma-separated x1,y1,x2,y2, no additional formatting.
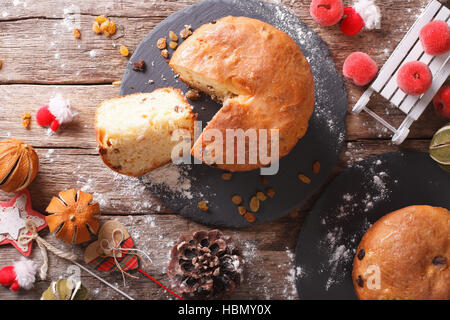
18,220,77,280
99,228,152,286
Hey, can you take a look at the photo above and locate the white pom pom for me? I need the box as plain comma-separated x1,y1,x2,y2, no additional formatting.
13,258,36,290
354,0,382,30
48,93,76,124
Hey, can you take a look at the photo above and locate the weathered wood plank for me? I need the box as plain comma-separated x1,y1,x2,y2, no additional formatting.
0,0,429,85
0,85,445,151
0,214,303,300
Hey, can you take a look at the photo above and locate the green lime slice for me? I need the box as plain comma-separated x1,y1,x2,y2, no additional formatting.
430,123,450,166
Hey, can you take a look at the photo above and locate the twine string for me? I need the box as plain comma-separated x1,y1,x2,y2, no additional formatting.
18,220,77,280
99,228,152,286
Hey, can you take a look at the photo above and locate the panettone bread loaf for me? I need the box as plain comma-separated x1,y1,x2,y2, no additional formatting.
353,205,450,300
95,88,196,177
170,16,315,172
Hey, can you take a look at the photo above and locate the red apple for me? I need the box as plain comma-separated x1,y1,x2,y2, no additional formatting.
433,85,450,118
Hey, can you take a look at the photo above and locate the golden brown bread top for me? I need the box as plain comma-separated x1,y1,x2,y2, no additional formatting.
170,16,315,171
353,205,450,300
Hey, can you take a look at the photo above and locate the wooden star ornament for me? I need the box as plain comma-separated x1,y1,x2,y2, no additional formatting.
0,190,47,256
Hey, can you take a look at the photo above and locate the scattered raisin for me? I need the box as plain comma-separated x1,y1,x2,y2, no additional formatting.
238,206,247,216
92,21,101,34
249,196,260,213
232,195,242,205
120,45,129,57
266,188,275,198
357,249,365,260
161,49,169,59
432,256,447,267
221,173,232,181
133,59,146,72
169,31,178,42
313,161,321,174
186,89,201,100
20,113,31,129
244,212,256,223
256,192,267,201
95,15,108,24
289,210,299,219
169,41,178,49
298,174,311,184
73,28,81,39
180,25,193,39
198,201,209,212
157,38,167,49
356,276,364,288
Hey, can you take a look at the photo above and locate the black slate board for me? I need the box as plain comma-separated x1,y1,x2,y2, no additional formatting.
295,151,450,300
120,0,347,227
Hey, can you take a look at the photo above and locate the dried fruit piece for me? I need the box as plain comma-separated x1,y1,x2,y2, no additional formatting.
167,230,243,299
161,49,169,59
92,21,101,34
180,25,193,39
99,19,116,37
298,174,311,184
313,161,321,174
46,189,101,244
266,188,275,198
169,31,178,42
186,89,201,100
20,113,31,129
231,195,242,205
132,59,146,72
112,80,121,86
221,173,232,181
169,41,178,49
73,28,81,39
95,15,108,25
0,139,39,193
157,37,167,49
120,45,129,57
249,196,260,213
256,192,267,201
198,201,209,212
237,206,247,215
244,212,256,223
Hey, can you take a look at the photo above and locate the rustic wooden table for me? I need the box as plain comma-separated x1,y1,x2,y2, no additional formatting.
0,0,446,300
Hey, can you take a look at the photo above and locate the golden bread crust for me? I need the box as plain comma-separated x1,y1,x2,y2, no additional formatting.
170,16,315,171
353,205,450,300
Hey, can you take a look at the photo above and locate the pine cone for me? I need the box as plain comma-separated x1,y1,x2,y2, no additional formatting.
167,230,243,299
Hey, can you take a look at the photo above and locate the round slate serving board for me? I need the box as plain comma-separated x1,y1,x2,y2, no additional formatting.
295,151,450,300
120,0,347,227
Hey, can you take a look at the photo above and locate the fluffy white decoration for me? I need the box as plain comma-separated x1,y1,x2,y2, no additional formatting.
354,0,382,30
13,258,36,290
48,93,76,124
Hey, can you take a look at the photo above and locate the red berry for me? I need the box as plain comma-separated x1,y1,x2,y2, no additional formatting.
343,52,378,86
340,7,364,35
419,20,450,56
35,105,55,127
433,85,450,118
310,0,344,27
397,61,433,96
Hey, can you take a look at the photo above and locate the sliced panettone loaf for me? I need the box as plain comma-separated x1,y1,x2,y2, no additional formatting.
95,88,196,177
170,16,315,172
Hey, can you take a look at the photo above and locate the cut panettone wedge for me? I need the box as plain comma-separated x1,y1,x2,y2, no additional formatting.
95,87,196,177
170,16,315,172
